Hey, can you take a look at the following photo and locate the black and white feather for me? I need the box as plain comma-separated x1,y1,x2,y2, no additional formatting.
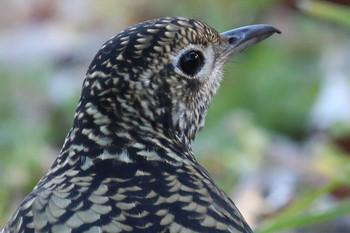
2,17,279,233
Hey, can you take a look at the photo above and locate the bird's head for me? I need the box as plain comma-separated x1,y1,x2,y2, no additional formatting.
76,17,279,142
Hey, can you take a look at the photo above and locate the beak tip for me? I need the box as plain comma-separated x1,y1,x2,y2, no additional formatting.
274,27,282,34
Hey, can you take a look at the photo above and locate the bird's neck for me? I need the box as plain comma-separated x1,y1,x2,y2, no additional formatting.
55,100,196,171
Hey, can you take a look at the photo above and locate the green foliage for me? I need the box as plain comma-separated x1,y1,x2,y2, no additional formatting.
298,0,350,29
257,149,350,233
258,192,350,233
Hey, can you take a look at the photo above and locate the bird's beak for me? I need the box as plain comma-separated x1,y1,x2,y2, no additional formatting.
220,24,281,56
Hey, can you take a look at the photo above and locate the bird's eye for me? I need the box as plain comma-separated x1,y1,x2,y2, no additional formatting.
179,50,204,76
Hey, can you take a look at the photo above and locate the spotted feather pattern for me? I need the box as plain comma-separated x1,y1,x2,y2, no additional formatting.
3,17,253,233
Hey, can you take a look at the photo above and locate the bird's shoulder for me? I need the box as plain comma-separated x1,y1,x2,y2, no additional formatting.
4,147,251,233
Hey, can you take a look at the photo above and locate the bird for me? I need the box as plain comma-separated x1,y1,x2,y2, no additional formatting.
2,17,280,233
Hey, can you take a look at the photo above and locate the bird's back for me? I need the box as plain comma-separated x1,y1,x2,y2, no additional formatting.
4,136,252,233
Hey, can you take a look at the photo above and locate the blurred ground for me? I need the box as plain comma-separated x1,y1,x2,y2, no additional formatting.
0,0,350,232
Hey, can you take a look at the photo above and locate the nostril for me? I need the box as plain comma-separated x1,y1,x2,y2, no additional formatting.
228,37,238,44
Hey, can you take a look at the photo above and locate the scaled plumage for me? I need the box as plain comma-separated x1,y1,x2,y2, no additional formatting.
3,17,279,233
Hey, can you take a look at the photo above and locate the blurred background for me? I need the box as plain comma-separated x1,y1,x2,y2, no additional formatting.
1,0,350,232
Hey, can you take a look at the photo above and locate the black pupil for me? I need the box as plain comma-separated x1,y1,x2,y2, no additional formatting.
179,50,204,76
